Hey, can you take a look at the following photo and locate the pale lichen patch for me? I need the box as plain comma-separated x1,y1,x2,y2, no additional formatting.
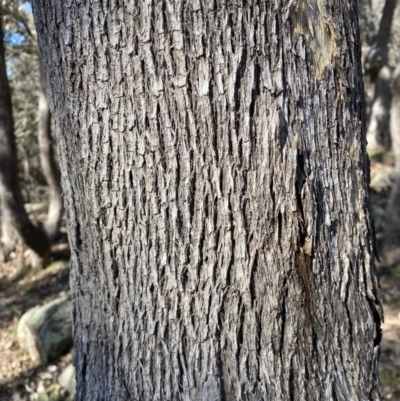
291,0,338,81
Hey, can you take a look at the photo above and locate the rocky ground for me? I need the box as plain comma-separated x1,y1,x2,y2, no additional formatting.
379,260,400,399
367,155,400,400
0,159,400,400
0,231,73,401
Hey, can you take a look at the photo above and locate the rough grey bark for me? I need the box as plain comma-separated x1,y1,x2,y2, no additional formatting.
384,65,400,263
38,65,63,241
33,1,383,400
364,0,398,152
0,15,50,261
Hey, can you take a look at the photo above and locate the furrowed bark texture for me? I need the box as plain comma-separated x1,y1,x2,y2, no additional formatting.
33,1,383,400
0,16,50,259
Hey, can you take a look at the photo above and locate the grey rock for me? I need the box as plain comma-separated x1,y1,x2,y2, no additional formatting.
17,296,72,365
37,393,50,401
58,364,76,398
370,171,393,192
47,365,58,373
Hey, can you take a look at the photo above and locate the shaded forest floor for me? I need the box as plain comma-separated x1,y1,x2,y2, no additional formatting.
0,159,400,400
363,154,400,399
0,225,73,401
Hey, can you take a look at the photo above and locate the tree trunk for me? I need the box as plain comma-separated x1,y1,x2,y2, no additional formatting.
366,65,392,152
384,65,400,263
364,0,397,72
38,65,63,241
364,0,398,153
0,194,16,261
33,1,383,400
357,0,376,46
0,15,50,263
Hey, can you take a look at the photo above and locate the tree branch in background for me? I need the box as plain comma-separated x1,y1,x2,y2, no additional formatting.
0,15,50,264
364,0,398,153
38,66,63,241
366,66,392,150
384,65,400,263
358,0,377,46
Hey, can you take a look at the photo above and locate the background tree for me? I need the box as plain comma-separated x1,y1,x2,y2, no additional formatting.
0,10,50,263
383,64,400,262
38,64,63,241
2,0,43,197
5,0,63,240
364,0,398,153
33,0,383,400
0,1,62,262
